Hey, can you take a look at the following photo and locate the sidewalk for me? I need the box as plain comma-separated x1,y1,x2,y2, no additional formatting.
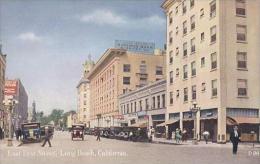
0,139,23,147
152,137,260,148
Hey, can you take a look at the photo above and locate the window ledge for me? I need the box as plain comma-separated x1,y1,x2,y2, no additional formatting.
183,33,187,37
236,14,246,18
211,96,218,99
237,96,249,99
237,68,248,71
183,55,188,59
236,40,247,44
190,29,195,33
183,101,188,104
191,75,196,78
190,51,196,55
209,15,216,20
210,41,216,45
210,68,217,72
201,90,206,93
200,40,205,43
183,78,188,81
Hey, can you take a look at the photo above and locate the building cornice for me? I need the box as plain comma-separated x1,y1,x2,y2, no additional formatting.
76,77,89,88
161,0,176,12
86,48,126,79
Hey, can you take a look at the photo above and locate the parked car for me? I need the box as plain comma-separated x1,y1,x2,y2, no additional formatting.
71,124,85,141
21,122,41,143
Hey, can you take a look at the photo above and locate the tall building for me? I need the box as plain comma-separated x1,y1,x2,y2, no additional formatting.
162,0,260,143
0,45,6,130
4,79,28,129
76,57,94,127
87,48,166,128
67,111,77,129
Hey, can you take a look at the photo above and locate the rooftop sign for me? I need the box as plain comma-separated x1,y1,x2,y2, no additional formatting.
115,40,155,54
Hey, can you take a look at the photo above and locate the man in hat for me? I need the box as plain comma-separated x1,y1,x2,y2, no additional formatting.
41,126,52,147
230,126,241,154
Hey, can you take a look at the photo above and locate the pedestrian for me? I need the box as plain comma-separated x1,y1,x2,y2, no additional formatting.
175,128,181,144
230,126,241,155
96,128,101,141
18,128,22,141
15,128,19,140
203,131,210,144
0,127,2,140
41,126,52,147
182,129,187,142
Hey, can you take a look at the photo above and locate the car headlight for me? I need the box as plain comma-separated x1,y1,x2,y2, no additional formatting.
73,131,76,134
80,131,82,134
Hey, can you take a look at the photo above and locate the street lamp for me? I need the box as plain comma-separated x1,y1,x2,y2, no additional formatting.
3,96,19,146
190,101,200,145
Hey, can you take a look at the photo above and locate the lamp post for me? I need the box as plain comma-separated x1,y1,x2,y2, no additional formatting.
190,101,200,145
3,96,19,146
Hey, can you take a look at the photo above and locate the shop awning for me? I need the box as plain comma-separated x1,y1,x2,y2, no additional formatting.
129,121,148,128
200,116,217,120
156,122,166,127
166,119,179,125
227,116,260,125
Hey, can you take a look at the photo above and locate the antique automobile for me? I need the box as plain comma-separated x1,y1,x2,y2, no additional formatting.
21,122,41,143
71,124,85,140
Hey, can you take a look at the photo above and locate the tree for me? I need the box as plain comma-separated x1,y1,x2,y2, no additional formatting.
48,109,64,126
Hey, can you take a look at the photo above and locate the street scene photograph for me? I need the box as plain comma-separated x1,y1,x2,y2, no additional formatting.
0,0,259,164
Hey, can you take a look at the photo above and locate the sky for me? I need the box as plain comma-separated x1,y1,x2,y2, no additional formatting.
0,0,166,114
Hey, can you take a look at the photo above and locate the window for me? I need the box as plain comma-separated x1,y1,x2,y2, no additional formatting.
162,94,166,108
152,97,156,109
190,0,194,8
176,47,179,55
191,38,195,53
169,51,173,64
182,1,187,14
183,65,188,79
127,104,129,113
176,26,179,35
237,79,247,96
145,98,149,110
140,64,147,73
210,0,216,18
169,92,173,105
184,88,188,102
183,21,187,35
170,71,173,84
176,90,180,98
200,8,204,18
123,77,130,85
190,15,195,31
139,100,143,111
201,32,205,42
157,96,160,108
202,82,206,92
192,85,196,100
131,103,133,113
210,26,216,43
211,52,217,69
175,6,178,15
176,68,179,77
183,42,187,57
123,64,131,72
191,61,196,76
201,57,205,67
169,11,173,24
237,25,247,42
169,31,173,44
237,52,247,69
212,79,217,97
156,66,163,75
236,0,246,16
134,102,137,112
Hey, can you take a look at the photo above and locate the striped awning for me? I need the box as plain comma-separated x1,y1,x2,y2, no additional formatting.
129,121,148,128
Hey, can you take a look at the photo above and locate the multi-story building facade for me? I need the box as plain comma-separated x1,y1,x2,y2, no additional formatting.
0,45,6,130
162,0,260,143
4,79,28,129
118,79,166,131
67,111,77,129
87,48,166,128
77,59,94,127
27,101,36,123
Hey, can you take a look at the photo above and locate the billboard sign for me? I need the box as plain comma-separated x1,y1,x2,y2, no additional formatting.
4,80,18,96
115,40,155,54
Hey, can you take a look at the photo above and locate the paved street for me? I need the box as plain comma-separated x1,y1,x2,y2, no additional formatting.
0,131,259,164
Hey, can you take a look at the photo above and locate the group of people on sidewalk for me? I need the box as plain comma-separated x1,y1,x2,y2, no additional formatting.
0,127,5,140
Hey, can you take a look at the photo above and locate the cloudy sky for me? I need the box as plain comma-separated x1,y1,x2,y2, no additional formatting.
0,0,166,114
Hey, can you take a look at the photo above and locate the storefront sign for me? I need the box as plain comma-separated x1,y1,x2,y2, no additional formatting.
4,80,18,96
115,40,155,54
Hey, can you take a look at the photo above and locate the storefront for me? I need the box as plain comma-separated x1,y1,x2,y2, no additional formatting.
226,108,260,142
182,111,194,139
200,108,218,142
